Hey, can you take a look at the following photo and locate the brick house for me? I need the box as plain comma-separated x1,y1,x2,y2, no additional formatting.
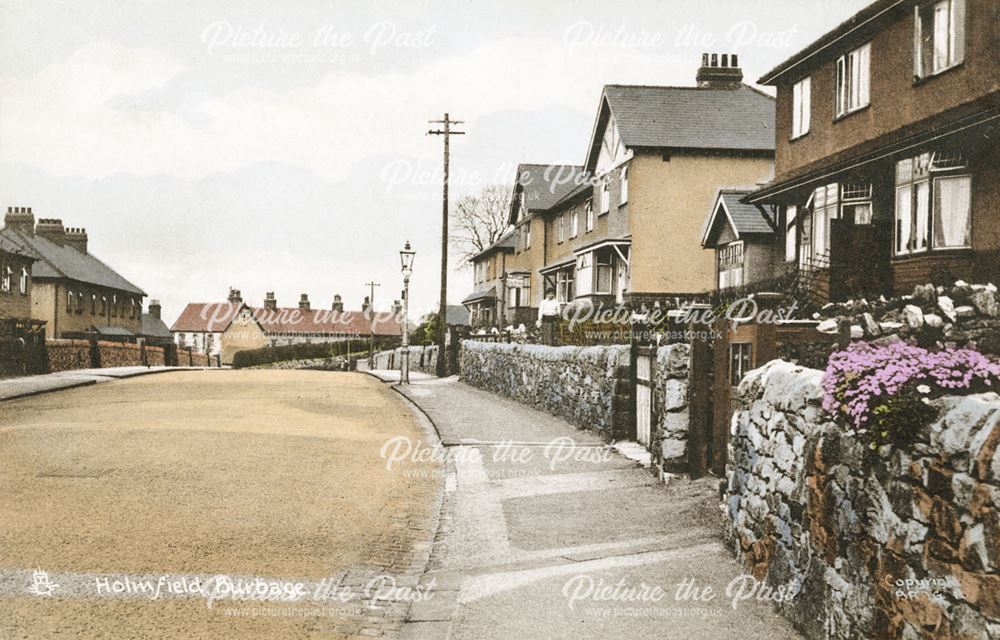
1,207,145,338
745,0,999,301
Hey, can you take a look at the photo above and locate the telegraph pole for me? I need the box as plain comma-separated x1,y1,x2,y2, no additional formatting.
428,113,464,377
364,280,380,366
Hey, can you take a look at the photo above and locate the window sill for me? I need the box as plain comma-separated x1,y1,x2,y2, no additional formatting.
789,131,809,142
833,103,870,123
913,61,964,86
892,247,973,260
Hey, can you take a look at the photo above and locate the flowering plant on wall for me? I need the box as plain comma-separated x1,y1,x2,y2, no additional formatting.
822,341,1000,450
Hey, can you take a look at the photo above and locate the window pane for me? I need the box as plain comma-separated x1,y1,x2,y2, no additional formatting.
915,181,930,251
933,2,950,71
933,176,971,248
895,185,912,255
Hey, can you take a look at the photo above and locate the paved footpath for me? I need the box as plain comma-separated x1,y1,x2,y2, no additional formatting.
390,376,803,640
0,366,208,401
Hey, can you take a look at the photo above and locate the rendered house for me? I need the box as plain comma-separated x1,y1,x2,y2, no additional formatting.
1,207,145,338
462,230,516,329
533,54,777,312
701,189,786,292
745,0,999,300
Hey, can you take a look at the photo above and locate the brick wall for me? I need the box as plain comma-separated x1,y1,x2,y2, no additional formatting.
94,341,143,368
725,359,1000,639
146,346,165,367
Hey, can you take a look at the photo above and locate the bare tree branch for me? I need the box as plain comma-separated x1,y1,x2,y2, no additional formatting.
450,184,513,267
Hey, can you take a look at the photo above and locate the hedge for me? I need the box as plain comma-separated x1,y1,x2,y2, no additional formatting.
232,338,400,369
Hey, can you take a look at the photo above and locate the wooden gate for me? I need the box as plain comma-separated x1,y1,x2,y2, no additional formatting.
635,346,653,447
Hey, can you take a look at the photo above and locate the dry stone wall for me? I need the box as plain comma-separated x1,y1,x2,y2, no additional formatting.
725,359,1000,640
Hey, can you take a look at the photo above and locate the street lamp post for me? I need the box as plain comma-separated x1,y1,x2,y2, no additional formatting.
399,241,415,384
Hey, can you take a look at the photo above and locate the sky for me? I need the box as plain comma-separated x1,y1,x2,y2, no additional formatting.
0,0,872,324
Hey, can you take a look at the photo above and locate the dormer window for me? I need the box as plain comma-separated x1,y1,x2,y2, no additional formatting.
835,43,870,118
915,0,965,78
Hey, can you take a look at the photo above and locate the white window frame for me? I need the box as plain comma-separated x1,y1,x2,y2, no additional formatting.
785,206,797,263
1,266,10,293
915,0,965,78
557,215,565,243
791,77,811,139
835,43,870,118
600,182,610,214
619,166,629,204
585,201,594,232
931,174,972,250
19,267,28,294
570,209,579,238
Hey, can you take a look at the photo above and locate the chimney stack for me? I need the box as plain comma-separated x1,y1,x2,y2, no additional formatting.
299,293,310,311
392,300,403,316
228,288,243,304
65,227,88,253
35,218,66,245
332,294,344,313
264,291,277,311
362,295,371,314
4,206,35,234
696,52,743,88
149,299,162,319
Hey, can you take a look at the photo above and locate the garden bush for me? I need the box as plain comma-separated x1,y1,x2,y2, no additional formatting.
232,337,399,368
822,340,1000,450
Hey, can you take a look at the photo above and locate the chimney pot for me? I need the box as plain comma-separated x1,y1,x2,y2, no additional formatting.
696,52,743,88
298,293,310,311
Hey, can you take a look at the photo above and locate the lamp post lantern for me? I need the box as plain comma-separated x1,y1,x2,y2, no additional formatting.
399,241,415,384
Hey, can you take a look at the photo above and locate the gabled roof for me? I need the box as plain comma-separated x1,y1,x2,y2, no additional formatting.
509,163,585,224
0,228,144,295
470,229,516,262
141,313,172,338
444,305,470,326
759,0,903,85
702,188,779,247
171,302,238,333
585,84,776,169
0,234,37,259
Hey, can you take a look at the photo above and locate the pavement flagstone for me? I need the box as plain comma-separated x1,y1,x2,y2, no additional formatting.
393,375,804,640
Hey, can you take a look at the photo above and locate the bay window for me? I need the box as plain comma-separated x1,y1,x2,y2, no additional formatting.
835,43,870,117
895,152,970,255
841,183,873,225
595,251,613,294
555,269,575,303
575,254,592,297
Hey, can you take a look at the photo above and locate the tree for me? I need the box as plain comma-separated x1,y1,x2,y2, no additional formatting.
450,184,513,266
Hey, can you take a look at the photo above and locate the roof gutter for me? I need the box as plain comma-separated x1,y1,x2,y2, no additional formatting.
758,0,905,85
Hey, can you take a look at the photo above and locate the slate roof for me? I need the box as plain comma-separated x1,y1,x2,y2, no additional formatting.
470,229,516,261
0,228,144,295
141,313,173,339
444,304,471,327
0,234,36,258
93,325,135,337
462,286,497,305
510,164,586,223
601,84,776,153
170,302,238,333
702,188,778,247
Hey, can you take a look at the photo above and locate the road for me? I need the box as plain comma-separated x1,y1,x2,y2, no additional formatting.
0,370,442,639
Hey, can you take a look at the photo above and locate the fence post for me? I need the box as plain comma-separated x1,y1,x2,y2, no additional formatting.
687,309,712,479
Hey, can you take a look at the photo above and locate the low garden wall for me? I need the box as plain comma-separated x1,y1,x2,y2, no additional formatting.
371,345,439,376
725,359,1000,639
459,341,632,441
46,339,92,372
